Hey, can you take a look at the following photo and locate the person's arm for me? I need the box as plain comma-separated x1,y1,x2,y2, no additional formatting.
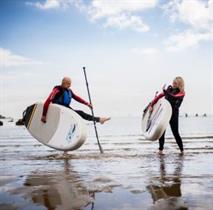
164,89,185,99
72,90,92,107
41,88,59,122
150,92,165,108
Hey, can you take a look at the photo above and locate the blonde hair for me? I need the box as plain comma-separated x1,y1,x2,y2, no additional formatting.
174,76,185,92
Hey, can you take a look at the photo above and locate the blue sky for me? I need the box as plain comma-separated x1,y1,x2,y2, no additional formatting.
0,0,213,118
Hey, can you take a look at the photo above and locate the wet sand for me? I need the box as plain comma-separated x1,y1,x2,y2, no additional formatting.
0,118,213,210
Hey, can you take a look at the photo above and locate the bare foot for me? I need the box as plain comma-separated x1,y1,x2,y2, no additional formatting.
63,151,68,157
158,150,164,155
99,117,111,124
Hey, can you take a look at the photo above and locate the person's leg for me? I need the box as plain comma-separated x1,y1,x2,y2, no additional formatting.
159,131,166,152
170,112,184,152
74,110,100,122
71,108,110,124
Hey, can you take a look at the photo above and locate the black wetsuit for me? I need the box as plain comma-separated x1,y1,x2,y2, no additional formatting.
152,86,185,151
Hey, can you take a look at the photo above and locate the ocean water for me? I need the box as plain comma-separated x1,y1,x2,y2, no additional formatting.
0,116,213,210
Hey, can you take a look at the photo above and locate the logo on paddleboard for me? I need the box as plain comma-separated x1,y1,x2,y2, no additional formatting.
66,124,76,142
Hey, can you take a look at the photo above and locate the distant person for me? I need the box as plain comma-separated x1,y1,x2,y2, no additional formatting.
41,77,110,124
150,77,185,154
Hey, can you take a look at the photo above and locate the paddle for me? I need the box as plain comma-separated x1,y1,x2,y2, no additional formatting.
83,67,104,154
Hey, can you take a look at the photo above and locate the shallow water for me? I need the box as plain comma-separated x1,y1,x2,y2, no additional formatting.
0,117,213,210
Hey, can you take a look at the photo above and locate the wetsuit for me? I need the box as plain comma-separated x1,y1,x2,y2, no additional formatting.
42,86,100,122
151,86,185,151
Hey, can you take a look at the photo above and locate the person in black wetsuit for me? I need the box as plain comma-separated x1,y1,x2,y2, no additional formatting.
150,77,185,155
41,77,110,124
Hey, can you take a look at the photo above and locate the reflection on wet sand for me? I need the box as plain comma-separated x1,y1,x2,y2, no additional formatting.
1,117,213,210
147,155,188,210
24,159,94,210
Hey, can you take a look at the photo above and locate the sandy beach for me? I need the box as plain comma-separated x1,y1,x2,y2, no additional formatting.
0,116,213,210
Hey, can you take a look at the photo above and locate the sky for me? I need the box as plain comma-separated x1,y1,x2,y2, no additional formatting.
0,0,213,118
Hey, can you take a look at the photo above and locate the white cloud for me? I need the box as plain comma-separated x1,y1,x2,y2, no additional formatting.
104,14,149,32
88,0,158,20
131,47,159,55
27,0,158,32
165,30,213,52
163,0,213,51
26,0,71,10
0,48,42,67
87,0,157,32
163,0,213,30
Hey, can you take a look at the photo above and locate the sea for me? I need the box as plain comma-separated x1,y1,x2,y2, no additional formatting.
0,116,213,210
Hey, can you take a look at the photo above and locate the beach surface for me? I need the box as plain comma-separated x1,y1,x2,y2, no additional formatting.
0,116,213,210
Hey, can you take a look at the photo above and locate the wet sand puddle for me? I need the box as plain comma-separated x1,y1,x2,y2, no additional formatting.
0,119,213,210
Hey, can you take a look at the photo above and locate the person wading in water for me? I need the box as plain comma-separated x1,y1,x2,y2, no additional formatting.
150,77,185,155
41,77,110,156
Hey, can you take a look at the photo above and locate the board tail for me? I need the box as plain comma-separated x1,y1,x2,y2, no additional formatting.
22,104,37,127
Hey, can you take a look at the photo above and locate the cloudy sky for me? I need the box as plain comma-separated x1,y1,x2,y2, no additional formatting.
0,0,212,118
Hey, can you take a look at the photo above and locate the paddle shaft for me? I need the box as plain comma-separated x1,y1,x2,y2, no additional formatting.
83,67,104,154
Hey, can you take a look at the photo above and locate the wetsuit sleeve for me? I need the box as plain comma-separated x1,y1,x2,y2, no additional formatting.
42,88,59,116
150,92,165,107
72,91,89,106
164,90,185,108
164,89,185,98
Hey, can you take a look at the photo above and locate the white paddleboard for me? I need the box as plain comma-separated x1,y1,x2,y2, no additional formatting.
142,98,172,141
24,102,87,151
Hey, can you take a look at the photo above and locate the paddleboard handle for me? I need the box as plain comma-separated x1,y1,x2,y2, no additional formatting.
83,67,104,154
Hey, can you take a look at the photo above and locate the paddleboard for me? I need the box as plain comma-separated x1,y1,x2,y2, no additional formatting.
23,102,87,151
142,98,172,141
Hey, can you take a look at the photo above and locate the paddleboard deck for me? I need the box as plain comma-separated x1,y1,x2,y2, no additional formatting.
142,98,172,141
23,102,87,151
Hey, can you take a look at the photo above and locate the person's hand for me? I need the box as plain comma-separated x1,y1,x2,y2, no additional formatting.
87,103,93,109
149,106,153,113
162,84,166,90
41,115,46,123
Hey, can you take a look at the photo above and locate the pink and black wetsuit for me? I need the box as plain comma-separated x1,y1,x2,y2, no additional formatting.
42,86,100,122
151,86,185,152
